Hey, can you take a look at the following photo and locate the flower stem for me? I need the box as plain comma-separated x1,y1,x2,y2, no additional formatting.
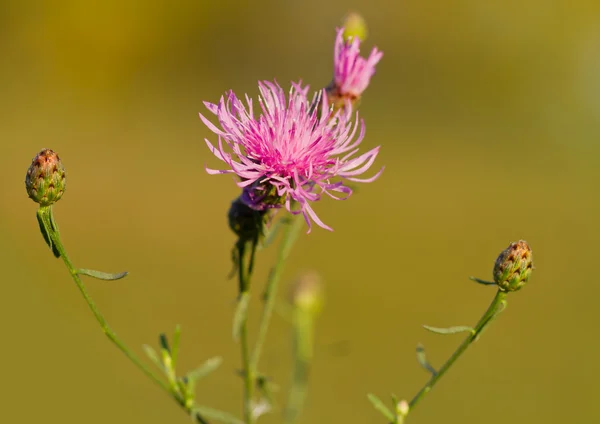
250,216,303,371
408,289,508,413
38,207,210,424
237,243,255,424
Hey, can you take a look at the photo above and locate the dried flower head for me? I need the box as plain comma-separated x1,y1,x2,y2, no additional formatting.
493,240,534,292
25,148,66,206
200,80,383,232
328,27,383,103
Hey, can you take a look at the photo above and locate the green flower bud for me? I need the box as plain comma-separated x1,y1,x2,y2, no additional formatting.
289,271,324,316
342,12,368,42
493,240,533,292
25,149,66,206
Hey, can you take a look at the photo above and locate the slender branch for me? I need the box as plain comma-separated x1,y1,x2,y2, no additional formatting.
250,216,304,372
40,206,211,424
408,289,508,412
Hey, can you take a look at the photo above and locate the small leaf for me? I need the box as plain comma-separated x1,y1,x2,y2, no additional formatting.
469,276,496,286
191,406,244,424
232,292,250,341
159,333,170,353
186,356,223,383
416,344,437,376
142,344,164,372
423,325,474,335
171,325,182,370
36,208,60,258
367,393,395,422
77,268,128,281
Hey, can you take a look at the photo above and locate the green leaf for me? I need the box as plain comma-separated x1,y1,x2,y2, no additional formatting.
36,207,60,258
416,344,437,376
159,333,170,353
171,325,182,370
232,292,250,341
142,344,164,372
469,276,496,286
190,406,244,424
186,356,223,383
367,393,395,422
77,268,128,281
422,325,474,335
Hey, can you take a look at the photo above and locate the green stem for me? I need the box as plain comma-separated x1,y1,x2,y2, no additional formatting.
250,216,303,372
39,207,210,423
408,289,507,412
237,244,255,424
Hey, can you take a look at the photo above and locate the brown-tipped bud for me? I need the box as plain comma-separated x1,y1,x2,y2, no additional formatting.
289,271,324,316
25,149,66,206
493,240,533,292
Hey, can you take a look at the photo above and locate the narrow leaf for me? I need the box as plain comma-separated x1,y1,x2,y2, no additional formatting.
159,333,170,353
469,276,496,286
77,268,128,281
416,344,437,375
367,393,396,422
191,406,244,424
142,344,165,372
186,356,223,383
171,325,182,370
232,292,250,341
423,325,474,335
37,208,60,258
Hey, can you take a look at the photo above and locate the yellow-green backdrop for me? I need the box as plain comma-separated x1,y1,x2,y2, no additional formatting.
1,1,599,423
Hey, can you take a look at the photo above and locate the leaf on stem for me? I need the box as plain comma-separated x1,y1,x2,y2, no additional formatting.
232,292,251,341
36,208,60,258
422,325,474,335
186,356,223,383
469,276,496,286
77,268,128,281
367,393,396,422
159,333,171,354
171,325,182,370
142,344,165,372
190,406,244,424
416,343,437,376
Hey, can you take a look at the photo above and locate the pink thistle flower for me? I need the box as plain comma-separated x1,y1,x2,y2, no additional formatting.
332,27,383,99
199,80,383,232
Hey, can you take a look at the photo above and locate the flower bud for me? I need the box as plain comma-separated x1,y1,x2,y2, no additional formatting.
228,195,273,242
493,240,533,292
289,271,324,316
342,12,368,42
25,149,66,206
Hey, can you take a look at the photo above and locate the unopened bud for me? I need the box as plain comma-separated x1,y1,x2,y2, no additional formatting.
25,149,66,206
342,12,368,42
290,271,324,316
493,240,533,292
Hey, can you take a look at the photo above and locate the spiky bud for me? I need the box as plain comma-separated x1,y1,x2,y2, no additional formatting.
493,240,533,292
25,149,66,206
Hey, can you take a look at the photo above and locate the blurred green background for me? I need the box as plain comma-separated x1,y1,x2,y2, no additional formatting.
2,1,600,423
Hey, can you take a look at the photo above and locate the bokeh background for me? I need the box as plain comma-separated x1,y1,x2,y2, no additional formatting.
2,1,599,423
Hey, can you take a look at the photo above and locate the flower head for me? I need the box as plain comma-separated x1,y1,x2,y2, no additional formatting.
25,148,66,206
330,27,383,100
493,240,534,292
199,80,382,232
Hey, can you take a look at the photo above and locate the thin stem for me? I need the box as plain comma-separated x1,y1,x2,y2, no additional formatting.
250,216,303,372
40,207,210,424
408,289,507,412
237,244,255,424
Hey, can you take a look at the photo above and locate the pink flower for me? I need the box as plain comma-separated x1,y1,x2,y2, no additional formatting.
199,80,383,232
332,27,383,98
